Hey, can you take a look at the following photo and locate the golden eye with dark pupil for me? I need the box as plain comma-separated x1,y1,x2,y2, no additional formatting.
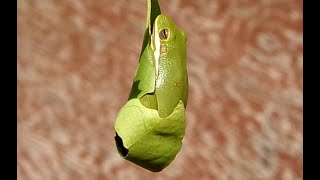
159,29,169,40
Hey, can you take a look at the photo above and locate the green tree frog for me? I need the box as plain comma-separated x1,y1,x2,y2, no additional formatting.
114,0,188,172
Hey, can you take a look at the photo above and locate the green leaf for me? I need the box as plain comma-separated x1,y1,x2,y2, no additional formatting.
115,99,186,172
114,0,187,172
128,0,161,100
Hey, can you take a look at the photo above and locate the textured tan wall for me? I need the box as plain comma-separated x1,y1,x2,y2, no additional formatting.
17,0,303,179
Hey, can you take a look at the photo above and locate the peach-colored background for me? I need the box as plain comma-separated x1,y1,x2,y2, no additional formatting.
17,0,302,179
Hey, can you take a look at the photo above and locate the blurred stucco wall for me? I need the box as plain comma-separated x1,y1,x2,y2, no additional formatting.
17,0,303,179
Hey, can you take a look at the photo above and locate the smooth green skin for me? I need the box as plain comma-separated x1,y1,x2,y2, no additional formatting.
114,0,188,172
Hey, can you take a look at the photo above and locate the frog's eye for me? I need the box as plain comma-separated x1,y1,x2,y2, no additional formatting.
159,29,169,40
